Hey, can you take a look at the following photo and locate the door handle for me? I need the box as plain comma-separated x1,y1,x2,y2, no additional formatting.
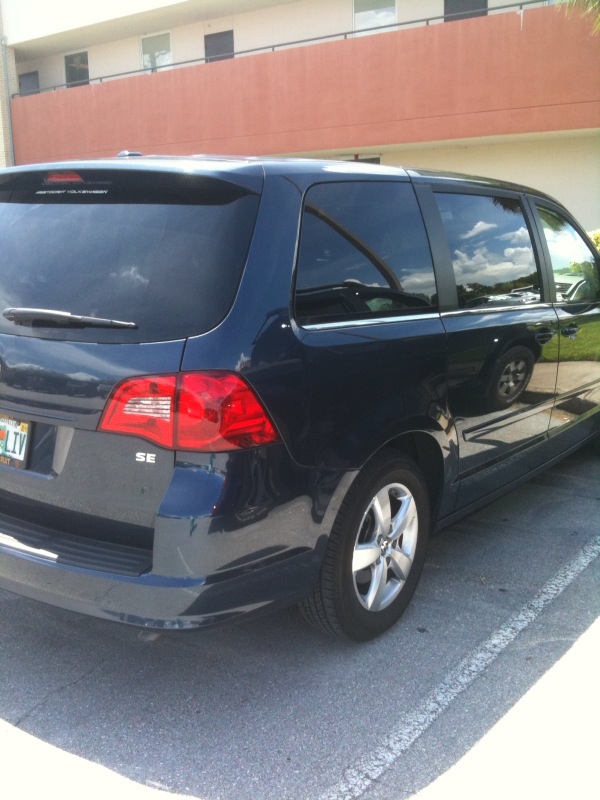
561,324,580,339
533,321,557,345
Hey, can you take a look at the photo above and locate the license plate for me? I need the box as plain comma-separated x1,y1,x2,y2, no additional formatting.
0,416,30,469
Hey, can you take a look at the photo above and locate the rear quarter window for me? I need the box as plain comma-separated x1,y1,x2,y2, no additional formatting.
294,181,437,325
0,169,261,343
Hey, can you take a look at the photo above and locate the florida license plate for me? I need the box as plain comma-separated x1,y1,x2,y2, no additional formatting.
0,416,30,469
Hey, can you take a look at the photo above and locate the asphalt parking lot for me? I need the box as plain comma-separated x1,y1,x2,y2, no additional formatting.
1,439,599,800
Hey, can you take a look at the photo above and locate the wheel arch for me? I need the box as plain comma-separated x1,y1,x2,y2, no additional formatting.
366,429,448,525
302,435,441,639
317,423,456,555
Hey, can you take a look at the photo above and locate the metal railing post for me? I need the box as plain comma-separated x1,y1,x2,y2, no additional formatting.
1,36,15,166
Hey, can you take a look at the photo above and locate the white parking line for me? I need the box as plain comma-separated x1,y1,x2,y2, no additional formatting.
317,533,600,800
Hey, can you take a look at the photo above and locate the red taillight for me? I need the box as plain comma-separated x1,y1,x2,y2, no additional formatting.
98,376,176,448
99,372,279,452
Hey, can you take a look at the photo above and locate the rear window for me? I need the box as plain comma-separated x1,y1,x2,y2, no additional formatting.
0,169,261,342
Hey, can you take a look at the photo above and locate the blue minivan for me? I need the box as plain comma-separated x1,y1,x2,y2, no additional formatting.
0,156,598,639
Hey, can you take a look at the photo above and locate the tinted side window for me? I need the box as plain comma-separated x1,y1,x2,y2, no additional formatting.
434,193,540,309
536,206,600,304
294,182,437,325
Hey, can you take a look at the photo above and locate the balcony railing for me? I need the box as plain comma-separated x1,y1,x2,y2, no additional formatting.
13,1,557,98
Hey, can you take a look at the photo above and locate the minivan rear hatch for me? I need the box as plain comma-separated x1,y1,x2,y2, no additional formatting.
0,163,262,344
0,163,262,568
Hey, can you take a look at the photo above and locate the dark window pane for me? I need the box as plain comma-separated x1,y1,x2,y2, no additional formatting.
0,171,260,343
434,192,539,308
444,0,487,22
295,182,437,324
205,30,234,63
65,52,89,87
18,72,39,96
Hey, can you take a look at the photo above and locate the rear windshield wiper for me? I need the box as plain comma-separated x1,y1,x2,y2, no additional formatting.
2,307,138,329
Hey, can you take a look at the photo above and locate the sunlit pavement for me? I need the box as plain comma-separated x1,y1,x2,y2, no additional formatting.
0,719,178,799
412,615,600,800
2,615,598,800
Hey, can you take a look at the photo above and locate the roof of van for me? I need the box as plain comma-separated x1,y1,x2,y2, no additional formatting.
0,153,558,203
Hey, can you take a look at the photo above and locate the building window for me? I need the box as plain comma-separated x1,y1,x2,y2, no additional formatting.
444,1,488,22
65,52,89,87
142,33,172,72
354,0,396,31
18,72,39,96
204,30,234,63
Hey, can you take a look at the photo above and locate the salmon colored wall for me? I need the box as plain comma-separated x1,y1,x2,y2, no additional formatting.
10,7,600,164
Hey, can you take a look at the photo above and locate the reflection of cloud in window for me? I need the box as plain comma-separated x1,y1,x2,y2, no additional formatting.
402,272,436,292
452,246,533,284
365,270,434,293
110,266,149,287
459,221,498,240
453,247,489,274
544,228,592,271
503,246,533,265
498,226,531,245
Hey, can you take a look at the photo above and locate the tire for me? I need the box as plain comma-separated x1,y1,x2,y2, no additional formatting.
300,452,430,641
485,346,534,411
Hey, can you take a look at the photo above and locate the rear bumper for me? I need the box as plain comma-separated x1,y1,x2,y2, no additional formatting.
0,448,354,629
0,541,320,629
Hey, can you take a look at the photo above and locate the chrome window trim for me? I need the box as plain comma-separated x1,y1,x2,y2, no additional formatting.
298,303,556,330
298,311,442,330
440,303,554,318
